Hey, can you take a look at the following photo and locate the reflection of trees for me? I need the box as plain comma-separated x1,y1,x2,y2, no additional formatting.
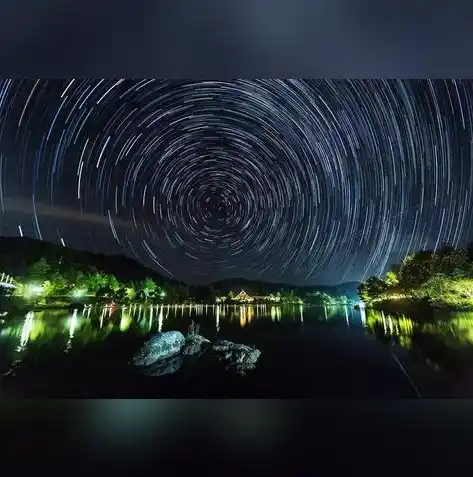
0,304,303,365
365,310,415,349
422,313,473,348
323,304,348,320
365,309,473,364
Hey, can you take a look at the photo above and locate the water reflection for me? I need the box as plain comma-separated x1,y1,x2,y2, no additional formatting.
365,310,415,349
19,311,34,350
0,304,311,362
6,303,473,379
65,309,79,352
364,308,473,374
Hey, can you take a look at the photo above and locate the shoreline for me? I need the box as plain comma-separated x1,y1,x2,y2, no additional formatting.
364,298,473,316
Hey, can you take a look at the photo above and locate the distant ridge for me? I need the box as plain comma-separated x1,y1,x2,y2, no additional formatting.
209,277,360,298
0,236,183,286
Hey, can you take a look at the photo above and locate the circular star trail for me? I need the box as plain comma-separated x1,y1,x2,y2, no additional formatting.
0,79,472,285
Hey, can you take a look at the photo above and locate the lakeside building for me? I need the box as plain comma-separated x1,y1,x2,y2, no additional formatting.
216,290,281,304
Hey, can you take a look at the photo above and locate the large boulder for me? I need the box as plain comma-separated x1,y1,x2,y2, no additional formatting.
182,334,211,357
139,355,183,377
212,340,261,375
131,331,185,366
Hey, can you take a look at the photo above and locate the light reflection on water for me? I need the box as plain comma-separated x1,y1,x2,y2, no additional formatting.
2,303,473,377
0,304,357,369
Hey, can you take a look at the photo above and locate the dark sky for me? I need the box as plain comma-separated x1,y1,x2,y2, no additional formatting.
0,79,472,285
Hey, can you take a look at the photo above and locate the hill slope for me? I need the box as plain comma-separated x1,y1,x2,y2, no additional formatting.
209,277,360,299
0,237,360,298
0,236,180,286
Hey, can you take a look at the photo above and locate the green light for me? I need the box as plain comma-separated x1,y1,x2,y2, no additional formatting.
72,288,87,298
24,284,43,298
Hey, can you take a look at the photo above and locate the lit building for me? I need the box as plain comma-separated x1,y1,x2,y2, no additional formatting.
218,290,282,304
233,290,254,303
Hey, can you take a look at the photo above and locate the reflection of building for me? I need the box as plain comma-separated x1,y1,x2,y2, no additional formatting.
239,306,254,327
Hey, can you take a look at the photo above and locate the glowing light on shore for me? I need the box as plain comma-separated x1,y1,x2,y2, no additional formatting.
72,288,87,298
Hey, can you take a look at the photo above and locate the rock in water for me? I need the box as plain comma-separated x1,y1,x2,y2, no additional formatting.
140,355,183,377
212,340,261,375
131,331,185,366
182,334,211,356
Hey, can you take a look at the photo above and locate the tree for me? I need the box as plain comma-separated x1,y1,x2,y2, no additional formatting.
166,286,179,303
385,270,400,287
85,273,110,294
142,278,157,299
107,275,121,292
358,276,388,303
113,287,127,302
359,244,473,309
467,241,473,261
398,250,434,291
125,285,137,302
175,284,189,303
50,272,69,296
95,285,115,300
207,286,218,303
308,291,335,306
431,245,468,276
27,258,51,283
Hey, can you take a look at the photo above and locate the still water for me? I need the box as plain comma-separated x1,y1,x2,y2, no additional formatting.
2,303,473,397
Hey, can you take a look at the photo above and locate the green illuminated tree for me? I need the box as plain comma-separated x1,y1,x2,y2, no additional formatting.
27,258,51,283
385,270,400,287
142,278,157,298
125,285,137,302
309,291,335,306
358,276,388,303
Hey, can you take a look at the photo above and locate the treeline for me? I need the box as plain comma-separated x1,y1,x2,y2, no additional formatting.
358,243,473,310
9,257,355,306
11,257,192,304
0,237,359,306
305,291,353,306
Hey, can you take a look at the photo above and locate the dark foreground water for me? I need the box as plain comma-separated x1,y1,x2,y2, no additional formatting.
2,303,473,397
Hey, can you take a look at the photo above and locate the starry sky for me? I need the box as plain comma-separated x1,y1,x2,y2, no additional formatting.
0,79,472,286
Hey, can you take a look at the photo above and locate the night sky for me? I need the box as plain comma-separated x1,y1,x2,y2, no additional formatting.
0,79,472,286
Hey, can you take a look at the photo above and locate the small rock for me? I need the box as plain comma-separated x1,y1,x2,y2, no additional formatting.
187,321,200,336
140,355,183,377
182,334,211,356
212,340,261,375
131,331,185,366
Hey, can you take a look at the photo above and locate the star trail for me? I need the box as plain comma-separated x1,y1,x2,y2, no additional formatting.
0,79,472,285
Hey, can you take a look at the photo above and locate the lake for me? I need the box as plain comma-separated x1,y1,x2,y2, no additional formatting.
2,303,473,397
